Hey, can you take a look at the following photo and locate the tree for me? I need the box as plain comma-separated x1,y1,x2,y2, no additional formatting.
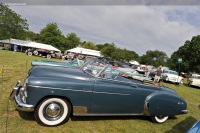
39,23,66,51
170,35,200,73
26,31,40,41
100,43,117,58
111,48,139,62
0,4,29,40
140,50,168,67
82,41,97,50
65,32,81,49
96,44,105,51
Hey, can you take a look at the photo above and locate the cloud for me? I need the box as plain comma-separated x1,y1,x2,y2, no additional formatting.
9,5,200,56
3,0,200,5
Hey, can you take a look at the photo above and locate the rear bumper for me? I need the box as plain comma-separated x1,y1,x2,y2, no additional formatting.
10,81,34,112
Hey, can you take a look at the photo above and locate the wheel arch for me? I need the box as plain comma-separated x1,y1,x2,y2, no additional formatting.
34,95,73,116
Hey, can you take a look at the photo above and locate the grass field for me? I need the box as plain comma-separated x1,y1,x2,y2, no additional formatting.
0,50,200,133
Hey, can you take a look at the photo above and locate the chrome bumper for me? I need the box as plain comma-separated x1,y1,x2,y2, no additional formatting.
10,81,34,112
181,110,188,114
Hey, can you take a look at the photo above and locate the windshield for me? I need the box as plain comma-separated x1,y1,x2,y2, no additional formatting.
164,70,178,75
81,57,132,82
191,75,200,79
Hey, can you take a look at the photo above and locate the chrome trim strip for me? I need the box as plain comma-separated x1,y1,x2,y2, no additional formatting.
93,91,130,96
28,85,130,95
28,85,93,93
74,113,143,116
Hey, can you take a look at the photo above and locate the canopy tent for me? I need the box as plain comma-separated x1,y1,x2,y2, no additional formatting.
0,39,60,52
66,47,102,57
129,60,140,65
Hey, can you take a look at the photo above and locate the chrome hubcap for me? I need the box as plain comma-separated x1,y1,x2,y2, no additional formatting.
46,103,61,118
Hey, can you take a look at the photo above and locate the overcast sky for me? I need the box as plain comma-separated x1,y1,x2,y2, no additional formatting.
8,5,200,57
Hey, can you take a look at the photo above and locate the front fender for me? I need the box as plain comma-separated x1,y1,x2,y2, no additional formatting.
144,92,187,116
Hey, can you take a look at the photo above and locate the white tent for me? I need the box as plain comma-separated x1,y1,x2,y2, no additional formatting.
0,39,60,52
129,60,140,65
66,47,102,57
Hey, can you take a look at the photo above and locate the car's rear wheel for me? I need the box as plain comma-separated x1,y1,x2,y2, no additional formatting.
34,98,71,126
33,50,38,55
150,116,168,123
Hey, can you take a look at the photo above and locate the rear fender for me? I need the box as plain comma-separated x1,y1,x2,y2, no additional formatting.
143,92,186,116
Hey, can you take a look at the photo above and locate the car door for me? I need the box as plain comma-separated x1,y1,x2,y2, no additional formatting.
90,77,152,114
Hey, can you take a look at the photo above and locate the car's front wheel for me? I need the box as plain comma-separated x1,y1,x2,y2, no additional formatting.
47,54,51,59
27,52,33,56
34,98,71,126
150,116,168,123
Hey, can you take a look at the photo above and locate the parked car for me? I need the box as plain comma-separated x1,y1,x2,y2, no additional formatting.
186,120,200,133
181,72,189,78
27,48,61,59
31,58,85,68
186,105,200,133
188,74,200,87
136,64,147,74
161,70,183,84
10,58,187,126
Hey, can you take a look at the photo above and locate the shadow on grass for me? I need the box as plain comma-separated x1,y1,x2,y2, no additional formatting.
18,111,35,121
71,115,150,122
166,116,197,133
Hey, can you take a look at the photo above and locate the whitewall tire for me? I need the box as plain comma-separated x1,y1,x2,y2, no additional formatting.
47,54,51,59
34,98,71,126
27,52,33,56
33,50,38,55
151,116,168,123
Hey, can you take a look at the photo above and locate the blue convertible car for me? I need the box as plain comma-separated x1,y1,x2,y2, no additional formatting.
10,58,187,126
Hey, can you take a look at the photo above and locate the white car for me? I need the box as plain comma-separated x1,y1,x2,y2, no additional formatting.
188,74,200,87
161,70,183,84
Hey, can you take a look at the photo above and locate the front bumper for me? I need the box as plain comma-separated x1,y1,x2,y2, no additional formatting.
9,81,34,112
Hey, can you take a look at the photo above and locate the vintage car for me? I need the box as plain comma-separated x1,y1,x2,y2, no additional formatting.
187,120,200,133
161,70,183,84
32,57,150,81
10,58,187,126
187,74,200,87
186,105,200,133
31,58,84,68
27,48,61,59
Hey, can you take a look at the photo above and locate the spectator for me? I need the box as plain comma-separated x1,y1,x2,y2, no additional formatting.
13,44,17,53
73,53,77,60
154,66,162,83
145,67,150,78
68,52,73,61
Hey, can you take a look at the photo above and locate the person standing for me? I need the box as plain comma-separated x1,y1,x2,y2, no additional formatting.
13,44,17,53
73,53,77,60
68,52,73,61
154,66,162,83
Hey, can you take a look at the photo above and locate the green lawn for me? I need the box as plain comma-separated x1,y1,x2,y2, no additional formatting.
0,50,200,133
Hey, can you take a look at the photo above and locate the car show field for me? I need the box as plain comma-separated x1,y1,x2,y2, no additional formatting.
0,50,200,133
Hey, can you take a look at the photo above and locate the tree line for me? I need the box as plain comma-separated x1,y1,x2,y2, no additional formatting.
1,4,200,73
